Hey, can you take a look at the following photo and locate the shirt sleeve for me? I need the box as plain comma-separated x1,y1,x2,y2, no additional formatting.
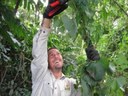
31,27,51,83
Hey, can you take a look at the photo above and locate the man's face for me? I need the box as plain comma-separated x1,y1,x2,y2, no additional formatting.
48,48,63,70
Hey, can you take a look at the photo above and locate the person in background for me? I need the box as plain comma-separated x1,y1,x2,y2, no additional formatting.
31,0,100,96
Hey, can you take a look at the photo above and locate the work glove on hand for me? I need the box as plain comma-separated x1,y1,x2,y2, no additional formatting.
85,45,100,61
43,0,68,19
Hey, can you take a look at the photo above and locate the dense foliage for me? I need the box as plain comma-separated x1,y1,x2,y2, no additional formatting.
0,0,128,96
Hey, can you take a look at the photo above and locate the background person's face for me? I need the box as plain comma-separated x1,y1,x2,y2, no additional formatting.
48,49,63,70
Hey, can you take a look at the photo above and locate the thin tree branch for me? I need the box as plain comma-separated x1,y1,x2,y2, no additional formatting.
25,57,32,62
0,67,7,87
14,0,21,14
113,0,128,17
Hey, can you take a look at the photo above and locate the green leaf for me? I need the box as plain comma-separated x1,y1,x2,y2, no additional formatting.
111,79,118,91
86,61,105,81
116,76,126,88
61,15,77,39
99,56,109,70
81,78,92,96
116,53,128,65
108,63,116,74
24,0,27,9
85,7,94,19
9,89,14,96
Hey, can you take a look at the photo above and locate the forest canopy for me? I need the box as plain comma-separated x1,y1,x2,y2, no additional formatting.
0,0,128,96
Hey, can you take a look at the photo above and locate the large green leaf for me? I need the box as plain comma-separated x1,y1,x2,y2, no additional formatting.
116,76,127,88
86,61,105,81
81,78,92,96
61,15,77,39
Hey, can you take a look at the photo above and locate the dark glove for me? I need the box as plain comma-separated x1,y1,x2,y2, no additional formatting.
43,0,68,19
85,45,100,61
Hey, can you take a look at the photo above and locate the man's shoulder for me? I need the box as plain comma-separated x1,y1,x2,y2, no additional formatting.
64,77,76,84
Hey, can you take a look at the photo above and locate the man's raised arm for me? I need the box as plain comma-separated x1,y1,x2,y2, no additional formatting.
31,0,68,83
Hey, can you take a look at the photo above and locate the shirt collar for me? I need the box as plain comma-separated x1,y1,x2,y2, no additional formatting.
49,70,65,80
60,73,65,80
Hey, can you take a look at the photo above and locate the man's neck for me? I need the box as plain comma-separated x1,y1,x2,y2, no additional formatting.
51,69,62,79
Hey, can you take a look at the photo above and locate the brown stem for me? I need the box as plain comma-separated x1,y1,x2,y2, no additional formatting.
14,0,21,14
13,52,24,81
0,67,7,87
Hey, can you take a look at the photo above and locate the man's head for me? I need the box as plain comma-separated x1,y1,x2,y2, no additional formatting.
48,48,63,70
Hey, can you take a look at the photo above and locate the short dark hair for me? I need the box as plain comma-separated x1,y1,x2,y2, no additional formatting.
48,47,58,52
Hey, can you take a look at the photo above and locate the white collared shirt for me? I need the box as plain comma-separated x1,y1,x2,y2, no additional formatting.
31,27,80,96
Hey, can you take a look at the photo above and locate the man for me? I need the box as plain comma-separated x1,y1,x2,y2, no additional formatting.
31,0,100,96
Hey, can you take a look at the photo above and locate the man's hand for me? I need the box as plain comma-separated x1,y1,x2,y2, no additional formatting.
85,45,100,61
43,0,68,19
